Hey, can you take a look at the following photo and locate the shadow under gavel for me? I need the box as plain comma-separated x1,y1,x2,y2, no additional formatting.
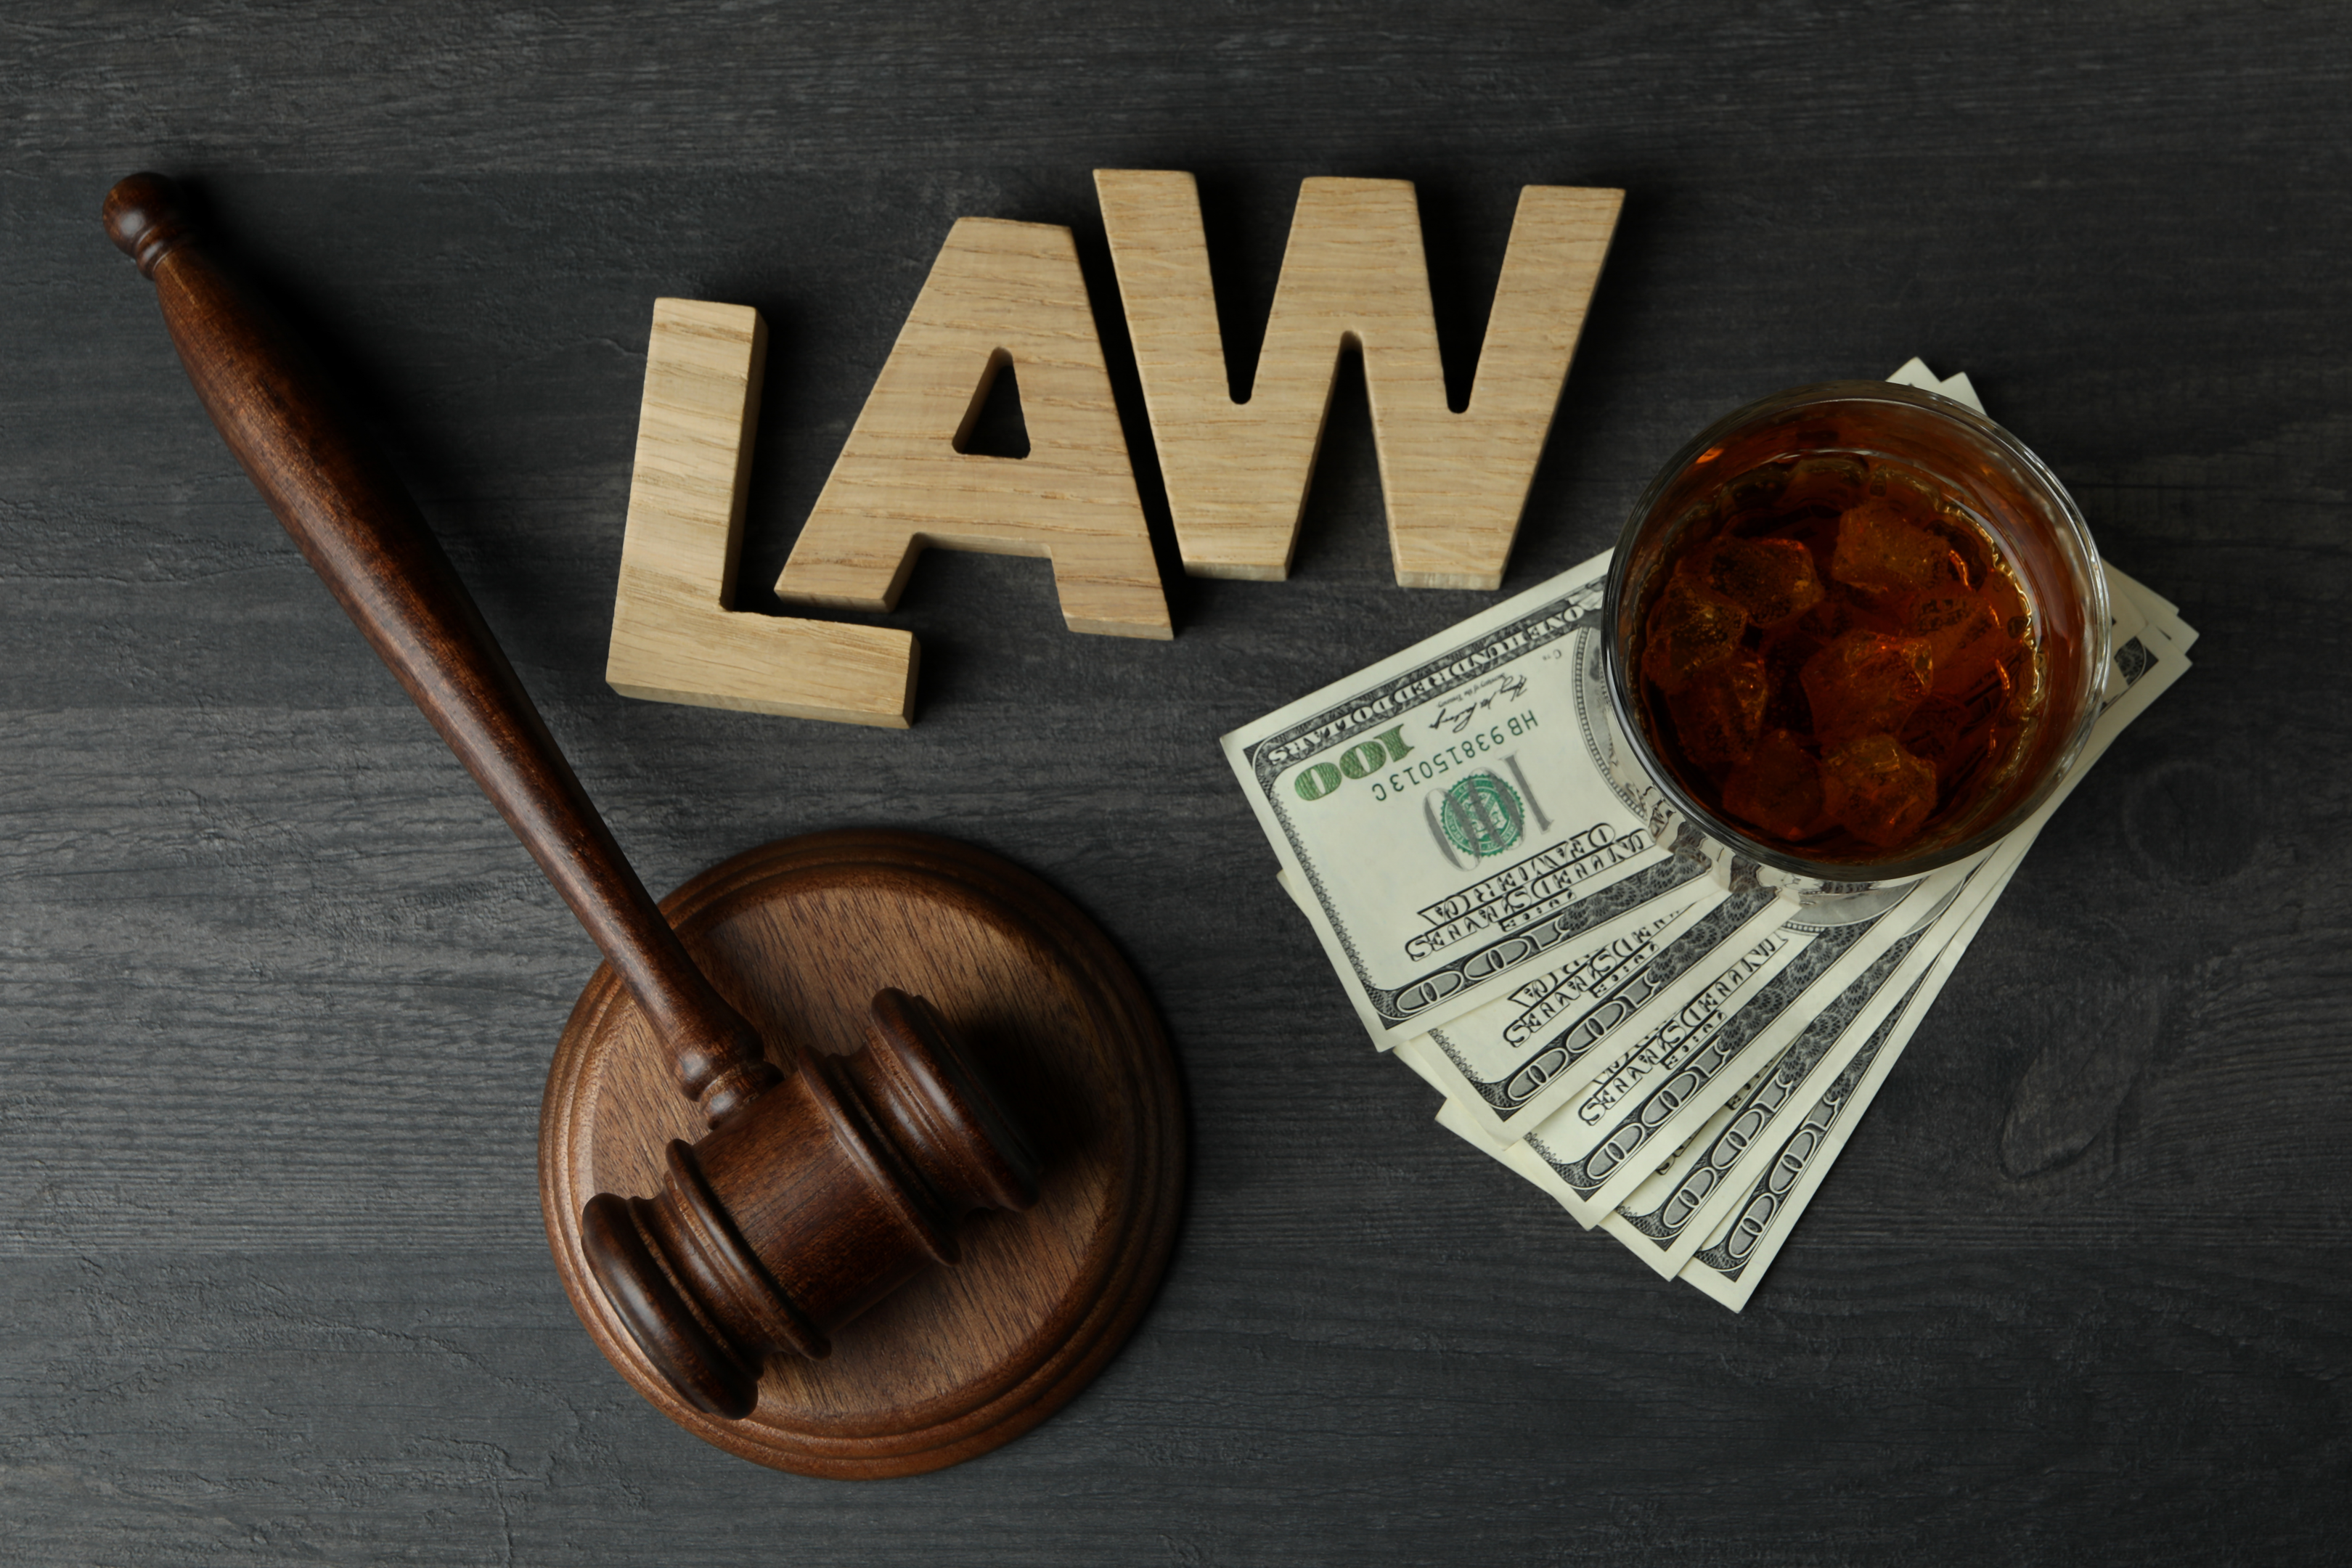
102,173,1040,1422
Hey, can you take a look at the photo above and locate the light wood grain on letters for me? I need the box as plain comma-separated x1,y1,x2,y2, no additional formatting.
772,219,1171,640
1095,171,1622,590
606,298,918,727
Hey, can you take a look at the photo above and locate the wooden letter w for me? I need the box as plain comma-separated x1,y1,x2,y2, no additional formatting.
1096,172,1621,589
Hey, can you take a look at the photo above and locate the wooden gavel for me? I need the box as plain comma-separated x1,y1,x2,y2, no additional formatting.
104,173,1040,1421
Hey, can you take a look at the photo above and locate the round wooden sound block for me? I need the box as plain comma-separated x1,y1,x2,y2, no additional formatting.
539,830,1184,1478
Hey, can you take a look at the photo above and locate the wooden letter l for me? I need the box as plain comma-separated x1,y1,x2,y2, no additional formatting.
606,299,918,727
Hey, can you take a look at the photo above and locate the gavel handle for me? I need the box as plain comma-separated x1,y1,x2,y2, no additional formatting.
104,173,780,1127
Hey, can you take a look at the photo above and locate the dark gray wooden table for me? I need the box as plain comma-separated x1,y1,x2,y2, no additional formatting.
5,4,2346,1562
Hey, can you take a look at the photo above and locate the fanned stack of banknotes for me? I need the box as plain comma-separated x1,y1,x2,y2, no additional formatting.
1221,366,2197,1310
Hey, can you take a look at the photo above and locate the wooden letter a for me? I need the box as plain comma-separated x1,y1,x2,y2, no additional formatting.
1095,171,1622,590
773,219,1171,639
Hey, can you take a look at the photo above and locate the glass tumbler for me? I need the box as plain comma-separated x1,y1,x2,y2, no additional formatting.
1601,381,2110,897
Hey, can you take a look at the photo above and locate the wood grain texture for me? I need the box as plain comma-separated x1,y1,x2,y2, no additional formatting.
1098,171,1620,587
544,830,1183,1477
607,298,917,726
773,219,1171,640
7,1,2352,1562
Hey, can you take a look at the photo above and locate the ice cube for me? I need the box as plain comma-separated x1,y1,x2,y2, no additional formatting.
1718,463,1792,519
1665,650,1767,772
1797,597,1858,641
1982,567,2031,640
1760,627,1821,734
1879,465,1943,509
1900,693,1991,785
1722,729,1825,841
1642,577,1749,695
1669,498,1720,544
1781,455,1867,513
1820,733,1937,848
1800,630,1935,747
1707,537,1824,628
1905,592,2014,698
1831,499,1970,595
1902,659,2017,784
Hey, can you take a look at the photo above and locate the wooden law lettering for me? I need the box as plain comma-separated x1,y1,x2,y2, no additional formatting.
608,173,1621,722
1096,172,1622,589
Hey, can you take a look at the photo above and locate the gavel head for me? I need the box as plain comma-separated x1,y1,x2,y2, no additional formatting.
581,989,1040,1418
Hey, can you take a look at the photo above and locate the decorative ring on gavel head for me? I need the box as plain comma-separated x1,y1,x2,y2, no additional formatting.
581,988,1042,1419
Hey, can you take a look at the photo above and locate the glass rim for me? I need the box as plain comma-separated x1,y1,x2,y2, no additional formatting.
1601,379,2112,884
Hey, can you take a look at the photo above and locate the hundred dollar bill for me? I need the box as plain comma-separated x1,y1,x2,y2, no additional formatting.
1559,865,1971,1220
1438,871,1970,1253
1415,884,1797,1146
1677,886,2001,1310
1675,568,2193,1309
1596,1066,1779,1277
2089,566,2194,738
1222,549,1720,1045
1441,859,1968,1222
1599,847,2012,1275
1270,868,1715,1127
1273,862,1722,1114
1419,839,1977,1157
1886,356,1982,415
1273,866,1734,1128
